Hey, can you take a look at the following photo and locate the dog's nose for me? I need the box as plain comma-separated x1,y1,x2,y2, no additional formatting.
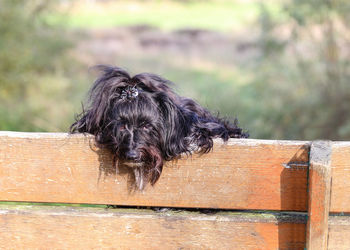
125,151,139,161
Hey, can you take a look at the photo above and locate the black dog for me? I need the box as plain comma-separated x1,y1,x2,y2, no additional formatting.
71,66,248,189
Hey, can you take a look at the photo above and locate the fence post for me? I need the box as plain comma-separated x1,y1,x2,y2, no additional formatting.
306,141,332,249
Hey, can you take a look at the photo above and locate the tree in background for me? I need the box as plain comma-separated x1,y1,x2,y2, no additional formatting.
247,0,350,140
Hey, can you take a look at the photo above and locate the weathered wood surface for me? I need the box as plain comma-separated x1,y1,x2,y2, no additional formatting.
306,141,332,250
0,132,309,211
328,216,350,250
0,205,306,249
330,142,350,213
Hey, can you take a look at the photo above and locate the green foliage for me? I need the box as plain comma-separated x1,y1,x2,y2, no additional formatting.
243,0,350,139
0,0,79,131
285,0,350,25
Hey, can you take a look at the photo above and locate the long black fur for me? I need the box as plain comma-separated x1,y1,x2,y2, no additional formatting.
71,66,248,189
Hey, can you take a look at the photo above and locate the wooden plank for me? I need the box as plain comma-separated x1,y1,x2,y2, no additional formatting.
0,205,306,249
330,142,350,213
306,141,332,250
328,215,350,250
0,132,309,210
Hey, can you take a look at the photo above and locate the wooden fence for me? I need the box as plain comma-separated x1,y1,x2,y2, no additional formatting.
0,131,349,249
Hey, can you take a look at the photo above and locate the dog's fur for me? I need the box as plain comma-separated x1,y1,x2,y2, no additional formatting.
71,66,248,189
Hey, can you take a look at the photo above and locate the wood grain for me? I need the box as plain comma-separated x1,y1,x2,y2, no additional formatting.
330,142,350,213
328,215,350,250
0,205,306,249
0,132,309,211
306,141,332,250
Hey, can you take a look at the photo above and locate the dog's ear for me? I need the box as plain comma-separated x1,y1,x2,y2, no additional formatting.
154,92,192,160
71,66,131,134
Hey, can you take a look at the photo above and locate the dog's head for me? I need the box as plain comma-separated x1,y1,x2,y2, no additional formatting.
71,66,196,189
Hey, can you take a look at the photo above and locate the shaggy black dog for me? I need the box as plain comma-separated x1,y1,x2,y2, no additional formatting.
71,66,248,189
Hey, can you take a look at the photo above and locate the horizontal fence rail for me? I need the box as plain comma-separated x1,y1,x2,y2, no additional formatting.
0,205,306,249
0,131,349,249
0,132,310,210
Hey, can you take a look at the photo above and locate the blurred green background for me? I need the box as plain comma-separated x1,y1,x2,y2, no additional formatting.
1,0,349,140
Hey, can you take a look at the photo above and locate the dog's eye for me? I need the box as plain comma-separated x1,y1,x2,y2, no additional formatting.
119,124,126,131
140,124,151,130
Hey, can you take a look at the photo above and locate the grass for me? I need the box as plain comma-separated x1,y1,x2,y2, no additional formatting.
48,0,282,31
